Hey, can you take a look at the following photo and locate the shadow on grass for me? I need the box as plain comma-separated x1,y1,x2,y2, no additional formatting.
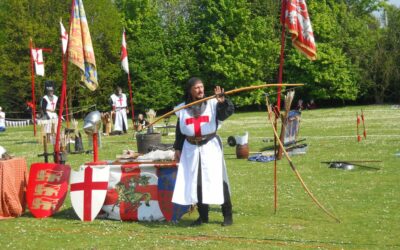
136,207,237,229
15,140,38,145
21,208,78,221
52,208,79,220
137,218,226,228
223,154,239,159
0,139,29,143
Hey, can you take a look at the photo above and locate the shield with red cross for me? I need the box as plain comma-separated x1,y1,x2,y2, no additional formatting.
26,163,71,218
70,166,109,222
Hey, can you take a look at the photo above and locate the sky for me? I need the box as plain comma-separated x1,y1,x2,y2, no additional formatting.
389,0,400,7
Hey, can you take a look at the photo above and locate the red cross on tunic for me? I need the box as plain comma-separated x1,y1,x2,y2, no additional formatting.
70,167,108,221
50,100,56,111
118,97,123,106
185,115,209,137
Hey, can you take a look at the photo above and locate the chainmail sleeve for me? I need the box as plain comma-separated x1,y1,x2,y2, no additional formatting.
216,98,234,121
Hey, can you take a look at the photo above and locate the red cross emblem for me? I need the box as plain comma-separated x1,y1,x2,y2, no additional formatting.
34,49,44,65
50,100,56,111
70,167,109,221
185,116,209,137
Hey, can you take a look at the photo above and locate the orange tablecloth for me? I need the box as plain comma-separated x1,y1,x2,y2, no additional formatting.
0,158,27,219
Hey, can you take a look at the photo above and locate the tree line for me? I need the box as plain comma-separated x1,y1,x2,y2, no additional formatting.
0,0,399,117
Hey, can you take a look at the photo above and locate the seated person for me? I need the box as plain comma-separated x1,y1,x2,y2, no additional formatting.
0,107,5,132
134,113,149,131
295,99,304,111
307,99,317,110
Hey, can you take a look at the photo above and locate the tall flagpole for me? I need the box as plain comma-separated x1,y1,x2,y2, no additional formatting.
127,71,135,124
278,0,287,110
29,38,37,136
55,1,74,163
65,88,69,128
122,30,135,124
60,18,70,129
274,0,287,214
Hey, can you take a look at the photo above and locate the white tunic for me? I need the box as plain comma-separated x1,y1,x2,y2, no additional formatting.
43,95,58,118
0,111,5,128
110,93,128,132
43,95,58,134
172,99,230,205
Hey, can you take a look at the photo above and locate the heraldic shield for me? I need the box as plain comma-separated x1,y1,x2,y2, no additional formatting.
70,166,110,222
27,163,71,218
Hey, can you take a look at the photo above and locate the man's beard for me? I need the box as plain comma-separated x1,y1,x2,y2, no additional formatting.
189,102,207,118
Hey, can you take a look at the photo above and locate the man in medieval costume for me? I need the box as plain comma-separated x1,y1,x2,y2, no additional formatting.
109,86,128,135
172,77,234,226
41,80,58,142
0,106,5,132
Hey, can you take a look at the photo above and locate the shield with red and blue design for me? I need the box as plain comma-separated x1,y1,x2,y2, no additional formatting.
157,167,190,222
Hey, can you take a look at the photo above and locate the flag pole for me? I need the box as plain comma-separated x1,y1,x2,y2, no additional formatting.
65,92,69,128
62,46,70,130
60,18,70,129
273,0,287,214
277,0,287,111
127,71,135,125
122,30,135,126
30,38,37,136
55,1,74,163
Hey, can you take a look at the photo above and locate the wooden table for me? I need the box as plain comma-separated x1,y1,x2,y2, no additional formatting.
0,157,27,219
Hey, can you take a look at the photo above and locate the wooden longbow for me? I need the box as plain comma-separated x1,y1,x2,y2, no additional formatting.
265,95,340,223
142,83,304,130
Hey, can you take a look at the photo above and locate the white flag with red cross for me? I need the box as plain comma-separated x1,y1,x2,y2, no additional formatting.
121,30,129,74
31,48,45,76
70,166,109,222
60,20,68,55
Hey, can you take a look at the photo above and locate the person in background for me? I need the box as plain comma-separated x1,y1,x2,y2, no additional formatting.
307,99,317,110
109,86,129,135
172,77,235,226
0,106,6,132
41,80,58,142
295,99,304,111
134,113,149,131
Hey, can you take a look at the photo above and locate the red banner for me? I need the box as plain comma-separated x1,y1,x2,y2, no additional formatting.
283,0,317,60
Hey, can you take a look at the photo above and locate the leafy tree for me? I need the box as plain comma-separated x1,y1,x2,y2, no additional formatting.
1,0,398,115
189,0,279,107
282,0,381,102
365,5,400,103
0,0,122,116
115,0,181,111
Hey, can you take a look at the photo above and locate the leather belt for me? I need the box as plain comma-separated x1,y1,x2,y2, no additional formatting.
115,107,127,111
186,133,216,146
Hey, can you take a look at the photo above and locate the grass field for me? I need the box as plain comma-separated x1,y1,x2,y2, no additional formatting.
0,105,399,249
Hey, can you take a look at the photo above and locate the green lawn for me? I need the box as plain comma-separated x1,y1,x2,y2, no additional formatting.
1,105,399,249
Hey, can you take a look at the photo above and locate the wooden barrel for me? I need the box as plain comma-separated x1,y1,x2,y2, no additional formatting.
236,144,249,159
136,133,161,154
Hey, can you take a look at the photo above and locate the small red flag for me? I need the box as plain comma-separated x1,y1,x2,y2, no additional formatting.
361,111,367,139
